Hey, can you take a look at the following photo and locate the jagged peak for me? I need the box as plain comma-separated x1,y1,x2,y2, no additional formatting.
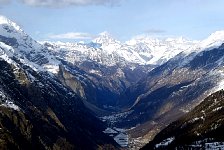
0,15,42,51
199,30,224,49
93,31,120,44
0,15,22,32
206,30,224,41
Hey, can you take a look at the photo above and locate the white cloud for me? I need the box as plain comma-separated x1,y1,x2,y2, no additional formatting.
49,32,94,40
144,29,166,34
19,0,121,7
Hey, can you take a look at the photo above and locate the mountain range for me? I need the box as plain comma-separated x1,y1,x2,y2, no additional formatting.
0,15,224,149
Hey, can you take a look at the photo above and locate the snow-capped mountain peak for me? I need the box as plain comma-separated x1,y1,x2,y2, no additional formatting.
0,15,36,49
199,30,224,49
125,35,198,65
0,15,22,32
207,30,224,41
0,16,42,53
93,31,120,45
0,16,60,74
91,31,122,56
182,30,224,55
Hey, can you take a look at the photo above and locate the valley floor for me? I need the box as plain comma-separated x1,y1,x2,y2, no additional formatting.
100,111,148,150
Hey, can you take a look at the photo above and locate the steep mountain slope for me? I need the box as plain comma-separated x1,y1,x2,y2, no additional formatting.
115,33,224,146
0,56,119,150
56,58,154,113
0,16,60,73
0,16,119,149
141,90,224,149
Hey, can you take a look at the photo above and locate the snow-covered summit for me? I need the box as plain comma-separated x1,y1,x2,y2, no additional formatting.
0,15,39,49
92,31,121,55
0,16,22,31
181,30,224,55
199,30,224,49
125,35,198,65
0,15,29,44
0,16,60,74
93,31,120,45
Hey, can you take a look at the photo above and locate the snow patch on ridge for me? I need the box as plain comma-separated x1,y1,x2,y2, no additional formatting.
0,16,22,31
155,137,175,148
1,100,20,111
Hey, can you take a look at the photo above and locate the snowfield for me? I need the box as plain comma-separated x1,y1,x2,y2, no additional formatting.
1,100,20,111
155,137,175,148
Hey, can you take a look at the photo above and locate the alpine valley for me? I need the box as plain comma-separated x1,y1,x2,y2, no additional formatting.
1,15,224,150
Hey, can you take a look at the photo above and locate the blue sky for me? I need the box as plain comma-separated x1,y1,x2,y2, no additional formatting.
1,0,224,42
